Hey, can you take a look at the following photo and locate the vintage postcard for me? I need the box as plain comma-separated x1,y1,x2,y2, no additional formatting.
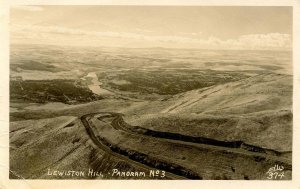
0,1,299,189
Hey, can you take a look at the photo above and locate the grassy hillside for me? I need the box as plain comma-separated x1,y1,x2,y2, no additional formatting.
124,73,293,152
158,73,292,114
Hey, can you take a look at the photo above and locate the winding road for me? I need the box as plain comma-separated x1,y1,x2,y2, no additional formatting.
81,113,188,179
80,112,292,180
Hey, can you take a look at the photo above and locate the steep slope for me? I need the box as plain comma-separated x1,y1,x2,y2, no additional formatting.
160,73,292,114
125,73,293,152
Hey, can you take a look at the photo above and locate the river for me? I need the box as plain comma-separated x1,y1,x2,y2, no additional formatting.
82,72,113,96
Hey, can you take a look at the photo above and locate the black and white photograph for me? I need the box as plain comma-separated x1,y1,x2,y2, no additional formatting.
8,5,293,180
1,2,299,187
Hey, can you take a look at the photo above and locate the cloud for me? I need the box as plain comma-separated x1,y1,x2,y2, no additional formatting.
12,6,44,12
10,24,292,50
179,32,202,36
237,33,292,50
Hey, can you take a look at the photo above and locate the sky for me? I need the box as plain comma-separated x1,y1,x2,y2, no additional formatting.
10,6,292,50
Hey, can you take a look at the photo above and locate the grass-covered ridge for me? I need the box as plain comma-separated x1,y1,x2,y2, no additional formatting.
98,69,249,95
